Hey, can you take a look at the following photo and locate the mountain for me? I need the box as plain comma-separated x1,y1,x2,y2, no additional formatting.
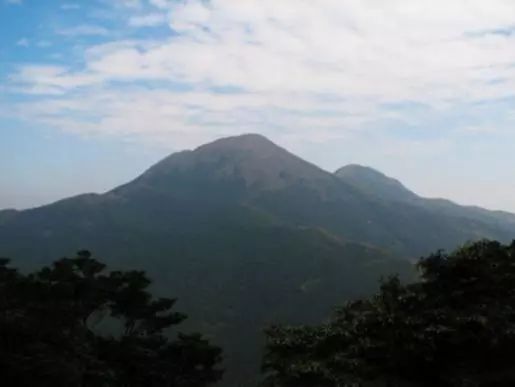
0,209,18,224
1,134,514,385
0,135,413,385
336,164,515,245
335,164,418,203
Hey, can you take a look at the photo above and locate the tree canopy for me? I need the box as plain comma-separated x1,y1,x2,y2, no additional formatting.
0,250,223,387
263,240,515,387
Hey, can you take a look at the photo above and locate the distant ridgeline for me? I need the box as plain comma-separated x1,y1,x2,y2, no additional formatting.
1,134,515,385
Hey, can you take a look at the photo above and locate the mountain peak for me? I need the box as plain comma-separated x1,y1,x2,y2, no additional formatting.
335,164,418,202
336,164,394,181
201,133,273,146
336,164,379,175
194,133,280,156
131,133,332,193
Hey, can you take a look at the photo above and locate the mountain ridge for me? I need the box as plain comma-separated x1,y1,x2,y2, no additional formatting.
334,162,515,231
2,133,515,257
132,133,338,194
1,133,514,385
335,164,419,203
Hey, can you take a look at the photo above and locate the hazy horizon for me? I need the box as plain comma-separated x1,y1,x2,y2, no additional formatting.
2,0,515,212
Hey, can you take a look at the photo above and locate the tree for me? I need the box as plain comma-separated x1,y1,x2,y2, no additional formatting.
0,250,223,387
263,240,515,387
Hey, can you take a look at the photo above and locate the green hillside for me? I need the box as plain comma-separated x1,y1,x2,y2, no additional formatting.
1,134,514,385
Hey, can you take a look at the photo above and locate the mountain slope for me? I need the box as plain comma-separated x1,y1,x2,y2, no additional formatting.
335,164,418,203
0,209,18,225
0,197,411,386
0,135,414,385
2,133,514,273
2,134,515,269
335,164,515,248
1,134,515,385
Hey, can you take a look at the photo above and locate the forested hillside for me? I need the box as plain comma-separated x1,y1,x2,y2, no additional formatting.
1,134,514,385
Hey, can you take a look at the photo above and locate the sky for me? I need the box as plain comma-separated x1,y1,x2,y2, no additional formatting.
1,0,515,212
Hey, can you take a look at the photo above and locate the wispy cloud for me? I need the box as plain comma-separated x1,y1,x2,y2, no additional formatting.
60,3,80,11
57,24,109,37
24,1,515,98
6,0,515,150
468,26,515,38
9,65,99,95
114,0,142,9
128,13,167,27
148,0,171,9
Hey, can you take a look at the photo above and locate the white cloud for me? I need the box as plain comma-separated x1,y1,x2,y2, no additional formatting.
128,12,167,27
114,0,142,8
4,0,515,179
18,1,514,102
10,65,100,94
57,24,109,37
148,0,172,9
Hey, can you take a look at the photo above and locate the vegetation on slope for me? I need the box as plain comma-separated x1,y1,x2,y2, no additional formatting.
0,251,223,387
2,134,515,384
264,240,515,387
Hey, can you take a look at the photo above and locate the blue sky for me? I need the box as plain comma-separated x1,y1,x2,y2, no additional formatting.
1,0,515,211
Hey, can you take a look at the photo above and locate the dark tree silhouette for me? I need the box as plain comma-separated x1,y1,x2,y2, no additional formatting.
0,250,223,387
263,240,515,387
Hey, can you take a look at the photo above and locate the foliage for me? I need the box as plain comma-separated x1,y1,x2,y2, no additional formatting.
263,240,515,387
0,250,223,387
